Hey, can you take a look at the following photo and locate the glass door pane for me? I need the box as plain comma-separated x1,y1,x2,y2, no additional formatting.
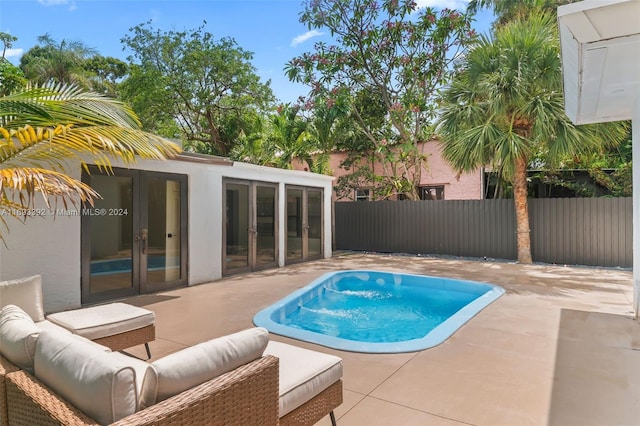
255,186,276,268
83,169,186,303
225,183,250,271
286,188,304,261
145,178,181,284
307,190,323,259
86,174,136,296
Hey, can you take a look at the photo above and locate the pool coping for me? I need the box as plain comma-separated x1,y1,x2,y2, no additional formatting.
253,270,506,353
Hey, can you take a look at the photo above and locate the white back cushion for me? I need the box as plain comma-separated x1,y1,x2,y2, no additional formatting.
0,275,45,322
0,305,39,371
140,327,269,408
34,330,139,425
34,320,112,352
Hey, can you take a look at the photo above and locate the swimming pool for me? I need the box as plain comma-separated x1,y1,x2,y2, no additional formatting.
253,270,505,353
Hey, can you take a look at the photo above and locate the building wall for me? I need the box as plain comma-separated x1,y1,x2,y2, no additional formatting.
0,158,333,313
293,139,483,200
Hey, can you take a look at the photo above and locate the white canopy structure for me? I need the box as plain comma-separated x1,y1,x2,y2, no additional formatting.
558,0,640,311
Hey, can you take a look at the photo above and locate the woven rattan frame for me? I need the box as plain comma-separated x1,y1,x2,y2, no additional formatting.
279,379,343,426
5,355,280,426
1,355,21,426
92,325,155,352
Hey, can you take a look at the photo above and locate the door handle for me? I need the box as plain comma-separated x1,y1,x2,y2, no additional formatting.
137,228,148,254
141,228,148,254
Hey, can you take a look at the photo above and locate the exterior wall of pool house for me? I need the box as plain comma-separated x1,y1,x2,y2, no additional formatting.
558,0,640,314
0,156,334,314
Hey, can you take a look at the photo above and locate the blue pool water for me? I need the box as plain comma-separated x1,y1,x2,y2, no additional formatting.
253,270,504,353
90,256,172,275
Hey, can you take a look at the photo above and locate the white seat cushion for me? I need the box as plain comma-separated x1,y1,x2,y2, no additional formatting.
34,330,139,425
46,302,155,340
34,320,112,352
264,341,343,417
0,275,45,322
139,327,269,408
0,305,39,371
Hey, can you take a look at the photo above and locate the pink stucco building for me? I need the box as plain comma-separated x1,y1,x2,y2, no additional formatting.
293,139,483,201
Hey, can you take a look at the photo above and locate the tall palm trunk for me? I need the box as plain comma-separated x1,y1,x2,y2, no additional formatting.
513,156,532,263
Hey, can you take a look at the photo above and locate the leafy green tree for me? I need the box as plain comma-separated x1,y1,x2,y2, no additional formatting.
0,83,180,239
0,58,26,96
118,64,181,139
553,131,633,197
436,14,628,263
121,22,274,156
336,87,418,199
83,55,128,97
20,34,97,87
286,0,474,200
0,33,27,95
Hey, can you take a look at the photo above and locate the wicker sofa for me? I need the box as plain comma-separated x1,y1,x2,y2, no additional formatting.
2,352,280,425
0,276,343,426
2,351,343,426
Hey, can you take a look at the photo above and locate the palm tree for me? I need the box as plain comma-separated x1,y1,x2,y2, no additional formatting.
436,13,627,263
0,82,181,238
267,105,309,169
467,0,571,27
20,34,96,88
0,32,17,59
305,96,350,175
229,114,278,166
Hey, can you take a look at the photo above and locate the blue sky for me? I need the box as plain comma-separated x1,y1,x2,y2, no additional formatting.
0,0,494,103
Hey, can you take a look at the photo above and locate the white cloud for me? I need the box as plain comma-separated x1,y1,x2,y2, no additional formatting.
37,0,76,11
4,48,23,59
290,30,324,48
414,0,470,11
37,0,69,5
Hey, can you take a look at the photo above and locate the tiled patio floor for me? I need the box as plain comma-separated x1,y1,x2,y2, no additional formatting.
122,253,637,426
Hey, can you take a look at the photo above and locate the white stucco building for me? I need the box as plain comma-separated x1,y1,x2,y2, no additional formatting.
558,0,640,312
0,155,334,313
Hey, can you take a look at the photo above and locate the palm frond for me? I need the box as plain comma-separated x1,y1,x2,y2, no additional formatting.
1,166,98,210
0,82,142,129
1,124,181,172
0,83,182,241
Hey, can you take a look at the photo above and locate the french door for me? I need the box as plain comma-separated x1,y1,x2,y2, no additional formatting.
81,167,188,304
223,180,278,275
286,186,323,264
